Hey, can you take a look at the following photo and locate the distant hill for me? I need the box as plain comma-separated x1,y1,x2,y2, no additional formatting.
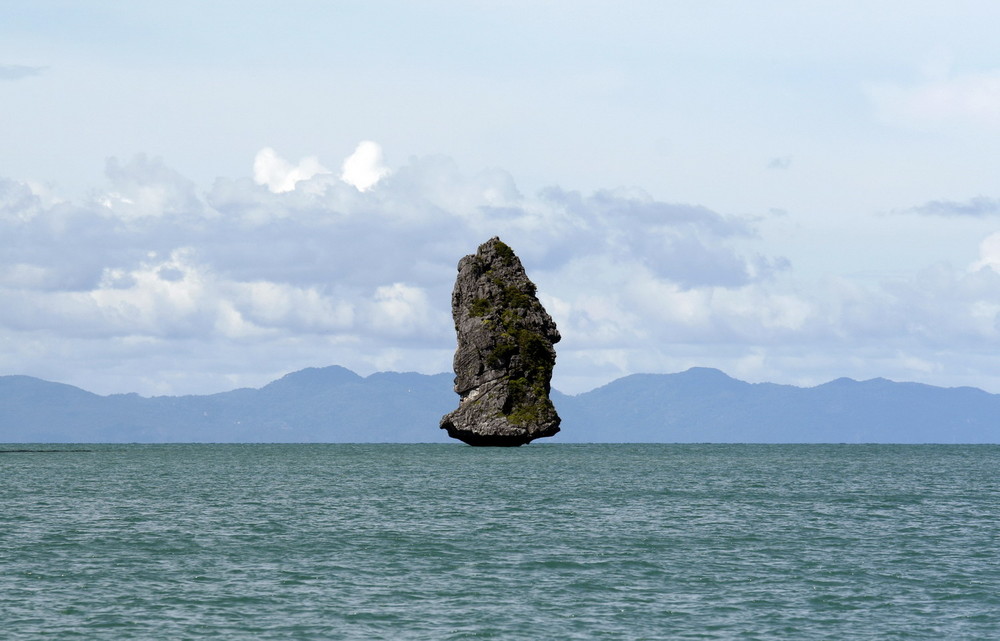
2,366,999,443
0,367,455,443
554,367,1000,443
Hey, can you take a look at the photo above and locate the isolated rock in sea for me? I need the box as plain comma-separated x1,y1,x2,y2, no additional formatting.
440,237,561,446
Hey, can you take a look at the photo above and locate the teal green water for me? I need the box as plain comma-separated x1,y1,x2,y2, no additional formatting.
3,444,999,639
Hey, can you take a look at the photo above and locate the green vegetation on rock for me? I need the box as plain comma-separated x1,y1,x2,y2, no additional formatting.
469,298,492,317
493,239,516,264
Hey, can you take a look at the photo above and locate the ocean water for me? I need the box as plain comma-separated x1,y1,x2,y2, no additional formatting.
2,444,999,640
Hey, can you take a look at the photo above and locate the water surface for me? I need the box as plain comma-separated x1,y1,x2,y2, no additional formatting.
3,444,998,639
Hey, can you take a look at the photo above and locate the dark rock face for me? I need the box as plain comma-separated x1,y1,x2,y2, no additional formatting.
440,237,561,446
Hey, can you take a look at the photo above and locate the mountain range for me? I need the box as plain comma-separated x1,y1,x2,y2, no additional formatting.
2,365,999,443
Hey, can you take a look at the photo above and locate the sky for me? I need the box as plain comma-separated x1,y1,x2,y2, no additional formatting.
3,1,1000,397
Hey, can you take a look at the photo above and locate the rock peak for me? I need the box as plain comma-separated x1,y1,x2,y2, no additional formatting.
440,237,561,446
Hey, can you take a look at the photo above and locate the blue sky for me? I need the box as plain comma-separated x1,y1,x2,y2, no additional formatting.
3,1,1000,396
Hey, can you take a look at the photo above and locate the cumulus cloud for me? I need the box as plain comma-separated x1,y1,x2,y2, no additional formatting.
340,140,390,192
0,178,44,221
369,283,449,340
5,146,1000,396
970,233,1000,273
253,147,330,193
99,154,205,219
536,187,770,288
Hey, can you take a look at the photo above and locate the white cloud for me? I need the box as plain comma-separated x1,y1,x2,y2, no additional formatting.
369,282,447,339
6,149,1000,396
0,178,43,222
971,232,1000,273
234,280,355,333
340,141,389,192
98,154,204,219
253,147,330,193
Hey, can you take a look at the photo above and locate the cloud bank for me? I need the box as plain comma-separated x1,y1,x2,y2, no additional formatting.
3,144,1000,396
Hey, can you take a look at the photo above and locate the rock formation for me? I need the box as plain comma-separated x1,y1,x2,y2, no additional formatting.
440,237,561,446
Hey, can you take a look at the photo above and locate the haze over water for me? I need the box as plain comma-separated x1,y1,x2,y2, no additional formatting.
4,443,999,639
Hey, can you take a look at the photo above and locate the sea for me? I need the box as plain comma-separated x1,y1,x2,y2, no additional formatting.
3,443,999,640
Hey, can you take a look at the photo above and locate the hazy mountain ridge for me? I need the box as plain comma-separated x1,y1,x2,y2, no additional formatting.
2,366,999,443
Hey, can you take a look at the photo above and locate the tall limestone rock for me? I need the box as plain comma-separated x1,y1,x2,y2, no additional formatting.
440,237,561,446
